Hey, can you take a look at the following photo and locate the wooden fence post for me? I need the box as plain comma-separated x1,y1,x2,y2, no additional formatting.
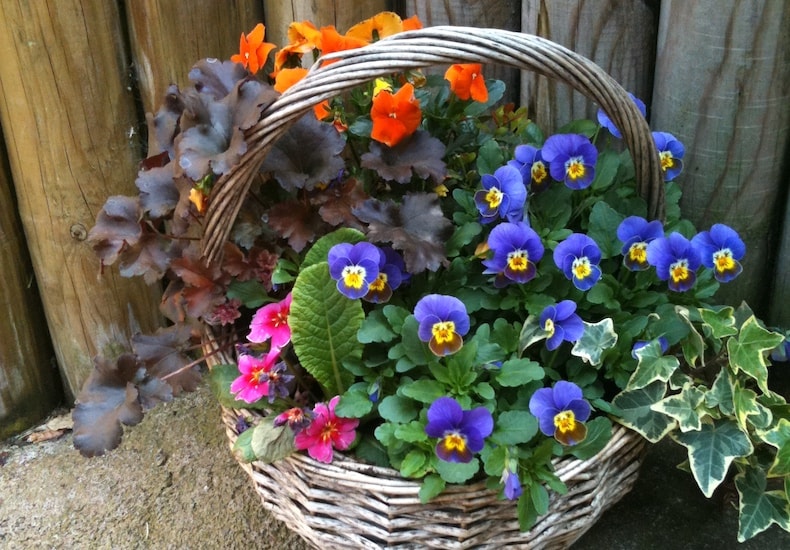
520,0,660,133
0,133,63,438
650,0,790,317
0,1,163,400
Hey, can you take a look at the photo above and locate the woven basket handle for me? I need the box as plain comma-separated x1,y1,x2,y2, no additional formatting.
201,26,664,263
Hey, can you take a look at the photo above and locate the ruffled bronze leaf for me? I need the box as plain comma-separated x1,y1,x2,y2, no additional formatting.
132,324,199,396
87,195,143,268
268,200,326,253
312,178,369,229
360,130,447,184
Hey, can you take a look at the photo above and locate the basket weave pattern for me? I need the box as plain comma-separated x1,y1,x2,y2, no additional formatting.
202,26,662,550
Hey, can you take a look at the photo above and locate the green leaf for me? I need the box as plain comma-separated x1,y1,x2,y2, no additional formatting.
335,389,373,418
758,418,790,477
463,79,505,117
587,201,624,258
705,368,735,416
700,306,739,338
378,395,419,423
434,456,480,484
612,381,675,442
226,279,271,309
571,319,618,366
302,228,366,268
626,339,680,391
382,305,410,335
400,379,446,404
290,262,364,396
496,358,544,387
400,449,430,478
250,420,297,463
491,410,539,445
585,278,620,309
651,384,706,432
529,482,550,516
419,474,446,503
735,465,790,542
476,138,505,175
566,416,612,460
445,221,482,257
394,420,429,443
232,427,256,463
672,420,753,498
357,309,397,343
727,316,784,393
733,382,773,431
675,306,705,368
208,364,269,409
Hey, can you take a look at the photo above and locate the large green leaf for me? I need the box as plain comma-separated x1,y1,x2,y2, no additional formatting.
651,384,706,432
250,420,297,463
727,316,784,393
571,318,618,366
733,381,773,431
495,358,544,387
672,420,753,498
290,262,364,396
705,368,735,416
735,465,790,542
626,340,680,391
758,418,790,477
675,306,705,367
612,381,675,442
699,306,738,338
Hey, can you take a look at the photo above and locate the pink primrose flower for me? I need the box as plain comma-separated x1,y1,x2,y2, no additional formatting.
229,350,279,403
294,396,359,463
248,293,292,349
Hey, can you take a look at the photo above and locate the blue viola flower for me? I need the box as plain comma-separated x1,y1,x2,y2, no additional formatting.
691,224,746,283
474,164,527,223
652,131,685,181
646,232,702,292
553,233,602,291
529,381,591,446
328,242,381,299
482,222,544,287
597,93,647,139
540,300,585,351
414,294,470,356
364,247,408,303
501,465,522,500
617,216,665,271
541,133,598,190
424,396,494,463
507,144,550,192
631,336,670,359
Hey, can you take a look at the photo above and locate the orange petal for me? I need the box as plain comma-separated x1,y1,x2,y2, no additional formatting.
274,67,308,93
287,20,322,48
320,25,368,59
346,11,403,42
401,15,423,31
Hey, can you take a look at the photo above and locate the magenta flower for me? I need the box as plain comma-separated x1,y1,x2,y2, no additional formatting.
617,216,665,271
553,233,602,291
482,221,544,287
529,381,591,446
474,164,527,223
424,396,494,463
652,131,685,181
229,350,279,403
364,247,407,303
328,242,381,299
540,300,584,351
414,294,470,356
541,134,598,190
507,144,550,192
691,224,745,283
597,93,646,139
294,396,359,463
646,232,701,292
248,292,292,349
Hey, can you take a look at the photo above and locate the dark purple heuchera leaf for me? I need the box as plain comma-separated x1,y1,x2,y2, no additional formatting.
360,130,447,184
136,163,179,219
312,178,369,230
268,200,327,252
169,250,230,319
118,225,173,284
188,58,247,99
132,324,200,396
87,195,143,268
353,193,453,273
259,114,346,193
223,242,278,287
146,84,184,158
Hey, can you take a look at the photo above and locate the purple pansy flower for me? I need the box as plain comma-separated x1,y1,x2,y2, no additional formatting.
424,396,494,463
646,232,702,292
482,222,544,287
502,466,522,500
414,294,470,356
597,93,647,139
553,233,602,291
541,134,598,190
328,242,381,299
364,247,408,303
507,144,550,192
632,336,670,359
474,164,527,223
540,300,585,351
652,131,685,181
617,216,665,271
529,381,591,446
691,224,746,283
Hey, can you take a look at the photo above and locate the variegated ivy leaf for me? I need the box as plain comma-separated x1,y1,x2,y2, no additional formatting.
726,316,785,393
758,418,790,477
705,367,735,416
699,306,738,338
571,318,617,366
518,315,545,353
733,381,773,431
612,381,675,442
626,340,680,391
651,384,706,432
675,306,705,367
672,419,753,498
734,465,790,542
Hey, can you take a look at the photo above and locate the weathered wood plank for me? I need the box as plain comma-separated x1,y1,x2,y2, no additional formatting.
0,1,162,399
521,0,659,133
651,0,790,317
0,134,63,438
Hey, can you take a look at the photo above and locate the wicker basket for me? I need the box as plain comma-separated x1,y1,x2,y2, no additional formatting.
200,26,662,550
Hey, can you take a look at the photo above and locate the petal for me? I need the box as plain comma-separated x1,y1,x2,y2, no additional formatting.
426,396,463,437
566,398,592,422
463,407,494,438
529,388,556,419
552,381,584,409
555,421,587,446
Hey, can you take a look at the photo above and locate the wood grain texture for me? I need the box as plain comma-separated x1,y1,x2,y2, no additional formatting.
0,134,63,438
125,0,264,116
521,0,659,133
397,0,522,103
651,0,790,317
0,1,162,399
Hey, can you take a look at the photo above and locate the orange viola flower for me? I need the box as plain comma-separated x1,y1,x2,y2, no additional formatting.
444,63,489,103
319,25,369,61
231,23,276,74
346,11,404,42
273,21,323,75
401,15,424,31
370,83,422,147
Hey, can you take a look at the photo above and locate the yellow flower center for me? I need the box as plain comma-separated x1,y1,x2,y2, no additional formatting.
368,272,388,292
713,250,735,272
565,157,586,180
320,421,337,443
659,151,675,171
485,187,504,209
507,250,528,272
531,161,548,184
544,318,555,337
572,257,592,279
628,242,648,264
341,265,367,289
670,260,690,283
432,321,457,344
443,432,467,453
554,410,577,434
